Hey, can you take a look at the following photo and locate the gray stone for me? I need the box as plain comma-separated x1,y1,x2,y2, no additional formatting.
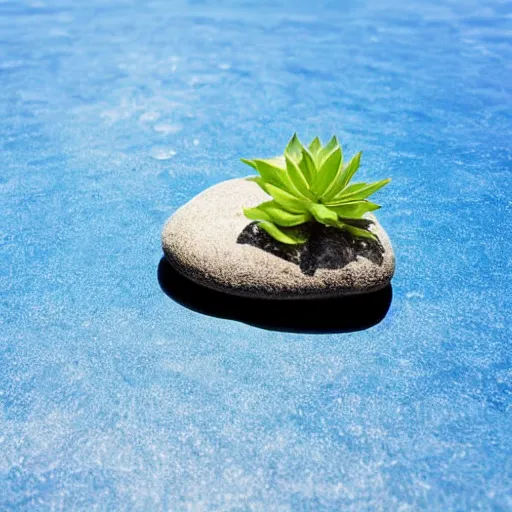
162,178,395,299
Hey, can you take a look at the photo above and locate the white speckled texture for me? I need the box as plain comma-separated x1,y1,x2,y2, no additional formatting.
162,178,395,298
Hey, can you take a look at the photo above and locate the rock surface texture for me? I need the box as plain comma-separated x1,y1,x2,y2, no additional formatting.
162,178,395,299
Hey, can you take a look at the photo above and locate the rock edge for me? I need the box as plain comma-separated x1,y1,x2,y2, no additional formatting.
162,178,395,299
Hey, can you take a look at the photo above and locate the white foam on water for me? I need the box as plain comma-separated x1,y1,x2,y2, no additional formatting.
153,124,182,135
150,147,177,160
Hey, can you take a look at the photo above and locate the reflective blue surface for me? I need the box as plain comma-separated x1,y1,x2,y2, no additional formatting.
1,0,511,509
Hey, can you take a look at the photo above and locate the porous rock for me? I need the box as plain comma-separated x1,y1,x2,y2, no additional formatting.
162,178,395,299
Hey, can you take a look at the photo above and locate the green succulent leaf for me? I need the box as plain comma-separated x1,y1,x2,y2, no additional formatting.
244,206,272,222
264,183,309,213
250,160,295,196
342,223,378,241
285,133,303,162
242,134,390,244
308,137,322,159
330,178,391,203
322,151,361,201
328,182,367,199
298,147,316,185
241,158,258,170
329,200,380,219
339,151,362,188
308,203,340,227
285,154,315,200
317,136,339,166
249,159,284,187
311,145,342,197
265,156,286,169
259,158,314,200
257,221,308,245
247,175,273,196
244,201,310,227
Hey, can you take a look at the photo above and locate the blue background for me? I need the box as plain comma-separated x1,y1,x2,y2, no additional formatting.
1,0,511,509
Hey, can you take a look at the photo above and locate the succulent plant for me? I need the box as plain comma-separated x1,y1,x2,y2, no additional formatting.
241,134,391,244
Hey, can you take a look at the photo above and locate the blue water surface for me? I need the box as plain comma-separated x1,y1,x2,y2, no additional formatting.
1,0,511,509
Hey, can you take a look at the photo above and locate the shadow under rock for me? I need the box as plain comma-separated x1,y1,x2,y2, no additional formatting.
237,221,384,276
157,258,392,334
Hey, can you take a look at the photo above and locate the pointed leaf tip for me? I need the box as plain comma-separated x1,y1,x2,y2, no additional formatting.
241,158,258,170
285,133,304,162
308,136,322,157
